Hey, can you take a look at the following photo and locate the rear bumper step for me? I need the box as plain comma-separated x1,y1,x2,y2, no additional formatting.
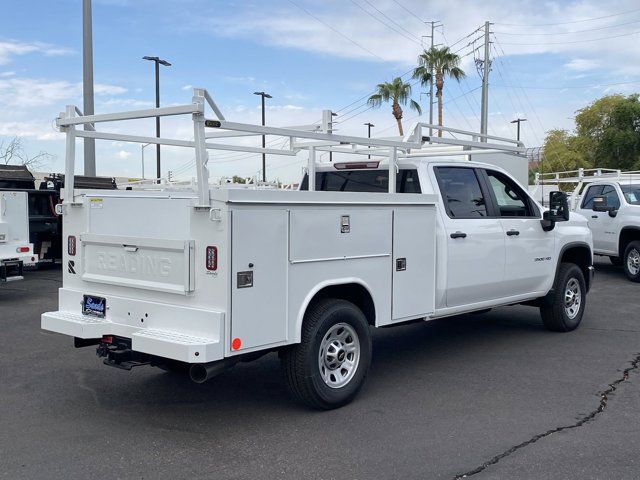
41,310,223,363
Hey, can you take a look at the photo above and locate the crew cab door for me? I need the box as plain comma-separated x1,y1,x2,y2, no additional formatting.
482,168,554,295
577,184,620,254
434,166,506,307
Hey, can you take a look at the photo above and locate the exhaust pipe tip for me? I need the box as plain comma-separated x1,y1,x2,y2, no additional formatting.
189,364,209,384
189,359,237,384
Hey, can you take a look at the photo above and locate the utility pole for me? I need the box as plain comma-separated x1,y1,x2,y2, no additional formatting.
322,110,337,162
143,56,171,182
423,21,441,137
364,122,374,159
82,0,96,176
253,91,272,182
510,118,527,142
480,21,491,142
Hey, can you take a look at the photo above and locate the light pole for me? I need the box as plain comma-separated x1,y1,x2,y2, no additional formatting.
82,0,96,176
511,118,527,142
141,143,151,180
364,122,374,159
143,56,171,182
253,91,272,182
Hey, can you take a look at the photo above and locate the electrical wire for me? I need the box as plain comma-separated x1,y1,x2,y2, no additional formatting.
286,0,384,61
495,7,640,27
348,0,422,45
360,0,423,42
494,18,640,35
497,28,640,45
390,0,424,24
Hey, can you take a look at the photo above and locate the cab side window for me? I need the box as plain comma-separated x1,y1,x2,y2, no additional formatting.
581,185,603,209
435,167,488,218
486,170,536,217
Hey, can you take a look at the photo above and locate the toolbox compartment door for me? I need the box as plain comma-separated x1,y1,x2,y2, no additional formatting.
391,206,436,321
80,233,195,294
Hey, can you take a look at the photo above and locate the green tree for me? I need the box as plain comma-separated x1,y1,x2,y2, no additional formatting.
540,129,590,173
367,77,421,136
412,46,466,137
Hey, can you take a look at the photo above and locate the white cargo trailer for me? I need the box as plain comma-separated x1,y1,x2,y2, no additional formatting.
0,190,36,282
43,89,593,409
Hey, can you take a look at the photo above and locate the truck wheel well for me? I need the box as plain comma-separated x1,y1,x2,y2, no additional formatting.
619,228,640,258
309,283,376,326
560,245,592,291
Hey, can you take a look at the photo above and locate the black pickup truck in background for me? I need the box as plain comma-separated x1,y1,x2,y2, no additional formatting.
0,165,117,265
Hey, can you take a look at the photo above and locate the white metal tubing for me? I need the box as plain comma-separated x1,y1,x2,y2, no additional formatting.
401,149,509,158
63,106,76,203
406,122,523,146
389,147,397,193
192,92,210,207
213,121,420,149
308,146,316,191
57,104,201,127
420,136,525,153
202,88,226,121
74,130,296,156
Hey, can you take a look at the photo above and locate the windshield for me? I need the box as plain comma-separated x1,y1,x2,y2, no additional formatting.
621,184,640,205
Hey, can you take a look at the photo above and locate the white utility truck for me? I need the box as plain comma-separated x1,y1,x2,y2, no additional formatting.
42,89,593,409
535,169,640,282
0,190,37,282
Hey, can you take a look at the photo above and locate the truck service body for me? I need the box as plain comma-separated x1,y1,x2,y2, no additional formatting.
0,191,37,282
42,89,594,408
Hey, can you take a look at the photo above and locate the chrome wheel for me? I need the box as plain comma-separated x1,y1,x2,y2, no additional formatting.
564,278,582,319
318,322,360,389
627,248,640,276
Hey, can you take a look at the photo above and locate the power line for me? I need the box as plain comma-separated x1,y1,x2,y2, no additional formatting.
286,0,384,61
360,0,422,42
390,0,424,24
494,18,640,35
498,28,640,45
348,0,421,45
495,7,640,27
493,79,640,90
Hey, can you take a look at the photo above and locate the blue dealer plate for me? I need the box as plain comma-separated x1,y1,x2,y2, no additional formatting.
83,295,106,318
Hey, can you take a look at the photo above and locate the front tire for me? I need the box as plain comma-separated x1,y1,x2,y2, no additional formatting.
623,241,640,282
541,263,586,332
281,299,372,410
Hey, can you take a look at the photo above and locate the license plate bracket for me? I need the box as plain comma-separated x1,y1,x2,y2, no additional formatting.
82,294,106,318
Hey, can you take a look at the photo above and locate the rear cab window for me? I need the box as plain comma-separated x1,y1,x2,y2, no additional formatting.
434,167,488,218
300,169,421,193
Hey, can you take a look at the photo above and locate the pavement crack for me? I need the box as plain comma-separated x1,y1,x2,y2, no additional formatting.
452,353,640,479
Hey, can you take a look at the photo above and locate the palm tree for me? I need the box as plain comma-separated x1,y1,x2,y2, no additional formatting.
412,46,466,137
367,77,421,136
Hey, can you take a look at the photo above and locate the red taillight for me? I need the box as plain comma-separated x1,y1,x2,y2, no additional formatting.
206,246,218,271
68,236,76,256
16,246,29,253
102,335,113,344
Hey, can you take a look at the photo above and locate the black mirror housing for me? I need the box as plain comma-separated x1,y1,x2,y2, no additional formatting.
593,195,616,213
549,191,570,221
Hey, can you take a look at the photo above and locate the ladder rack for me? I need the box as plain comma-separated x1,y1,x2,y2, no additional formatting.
56,88,526,208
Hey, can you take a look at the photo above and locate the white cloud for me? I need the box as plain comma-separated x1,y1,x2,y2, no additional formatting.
565,58,600,72
117,150,132,159
0,40,73,65
0,77,127,107
182,84,193,90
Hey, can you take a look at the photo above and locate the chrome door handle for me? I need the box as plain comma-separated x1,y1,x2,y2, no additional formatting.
506,230,520,236
450,231,467,239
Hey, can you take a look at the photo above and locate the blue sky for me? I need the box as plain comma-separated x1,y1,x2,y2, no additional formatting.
1,0,640,182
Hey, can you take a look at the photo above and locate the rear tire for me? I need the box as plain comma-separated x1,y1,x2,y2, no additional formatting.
281,298,372,410
541,263,586,332
623,241,640,282
609,256,623,266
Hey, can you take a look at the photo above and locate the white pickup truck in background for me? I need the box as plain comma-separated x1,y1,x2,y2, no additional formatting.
535,169,640,282
0,191,37,282
42,89,594,409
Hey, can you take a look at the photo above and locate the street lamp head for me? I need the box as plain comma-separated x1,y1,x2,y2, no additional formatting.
143,56,171,67
364,122,375,127
511,118,527,123
253,91,272,99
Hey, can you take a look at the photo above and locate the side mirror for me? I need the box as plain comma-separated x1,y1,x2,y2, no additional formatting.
541,191,570,231
593,195,616,213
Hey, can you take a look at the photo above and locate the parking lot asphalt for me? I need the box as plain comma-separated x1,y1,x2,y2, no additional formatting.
1,259,639,480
